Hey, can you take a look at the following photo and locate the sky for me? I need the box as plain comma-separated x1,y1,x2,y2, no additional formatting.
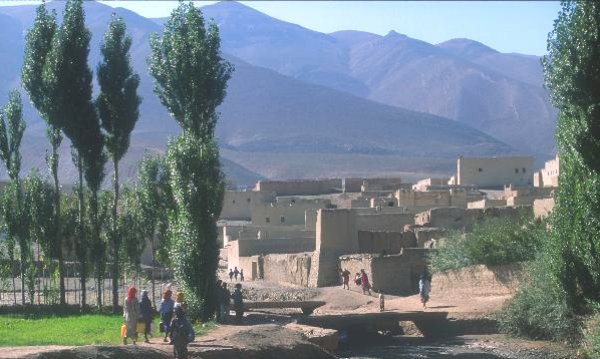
0,1,562,55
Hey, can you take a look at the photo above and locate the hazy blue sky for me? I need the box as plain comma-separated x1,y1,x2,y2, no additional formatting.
0,1,562,55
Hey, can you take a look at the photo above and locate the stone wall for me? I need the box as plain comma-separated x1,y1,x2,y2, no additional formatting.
534,155,559,188
227,238,315,275
357,231,417,254
355,212,415,232
251,199,330,226
467,199,507,209
413,227,447,247
255,179,342,196
457,156,534,188
412,178,451,191
262,253,312,287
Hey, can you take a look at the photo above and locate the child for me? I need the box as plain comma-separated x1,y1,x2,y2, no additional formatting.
341,269,350,290
379,292,385,312
140,290,153,343
419,272,432,309
159,289,175,343
221,282,231,323
170,306,195,359
360,269,372,296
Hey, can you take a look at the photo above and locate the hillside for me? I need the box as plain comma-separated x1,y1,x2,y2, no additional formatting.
0,1,519,184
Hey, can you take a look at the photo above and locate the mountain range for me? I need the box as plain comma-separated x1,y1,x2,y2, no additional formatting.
0,1,556,186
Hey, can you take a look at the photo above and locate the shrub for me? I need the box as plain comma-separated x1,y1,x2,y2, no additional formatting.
499,256,581,342
429,216,545,273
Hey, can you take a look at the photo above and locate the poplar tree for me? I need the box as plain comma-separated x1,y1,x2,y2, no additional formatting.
148,2,232,320
0,91,28,304
21,2,67,305
96,14,141,312
43,0,105,307
543,0,600,307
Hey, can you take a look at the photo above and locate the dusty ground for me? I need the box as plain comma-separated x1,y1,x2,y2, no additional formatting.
0,279,579,359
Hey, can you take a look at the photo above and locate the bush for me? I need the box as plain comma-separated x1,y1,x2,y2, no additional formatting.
429,216,545,273
499,257,581,342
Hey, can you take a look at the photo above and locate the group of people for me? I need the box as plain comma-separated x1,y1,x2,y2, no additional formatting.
340,268,433,310
228,266,244,282
215,280,244,323
122,287,194,359
340,268,372,295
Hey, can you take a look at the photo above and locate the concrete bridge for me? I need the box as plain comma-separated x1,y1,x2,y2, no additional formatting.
295,311,449,338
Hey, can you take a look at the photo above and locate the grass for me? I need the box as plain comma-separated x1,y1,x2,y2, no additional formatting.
0,314,216,346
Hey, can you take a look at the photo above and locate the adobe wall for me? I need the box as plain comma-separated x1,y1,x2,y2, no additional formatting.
305,209,319,231
339,249,428,295
344,178,366,193
220,190,274,220
309,209,358,287
227,238,315,274
431,263,523,298
251,199,330,226
355,212,415,232
412,178,451,191
255,179,342,196
467,199,507,209
534,155,559,188
415,206,531,231
350,198,370,208
357,231,417,254
533,197,555,219
370,197,398,208
413,227,448,247
395,188,467,212
361,177,404,191
457,156,534,187
262,253,312,287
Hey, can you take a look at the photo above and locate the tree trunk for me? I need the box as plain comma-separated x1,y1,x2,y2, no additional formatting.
111,158,120,313
151,235,156,308
92,189,102,309
50,130,65,305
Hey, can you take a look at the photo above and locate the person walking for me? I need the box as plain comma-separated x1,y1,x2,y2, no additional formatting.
170,306,195,359
159,289,175,343
140,290,154,343
234,267,240,281
123,287,141,345
229,269,234,282
240,269,244,282
231,283,244,323
360,269,372,296
221,282,231,323
341,269,351,290
419,272,432,309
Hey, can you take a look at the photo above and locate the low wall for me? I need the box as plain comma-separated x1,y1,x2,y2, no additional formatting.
262,253,312,287
431,263,523,298
357,231,417,254
415,206,531,231
413,227,447,247
339,249,428,295
355,212,415,232
237,238,315,257
533,197,555,219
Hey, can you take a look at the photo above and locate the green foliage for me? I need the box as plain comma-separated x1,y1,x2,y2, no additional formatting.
500,256,581,342
584,316,600,359
539,1,600,309
429,215,544,273
149,2,231,321
166,135,224,320
0,90,26,182
136,154,174,266
97,14,140,164
22,2,66,304
148,1,233,139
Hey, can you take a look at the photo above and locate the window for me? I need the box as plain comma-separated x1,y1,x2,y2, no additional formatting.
388,201,394,207
265,217,270,224
232,199,236,204
522,168,526,173
280,216,285,223
478,168,483,172
247,198,251,203
515,168,519,173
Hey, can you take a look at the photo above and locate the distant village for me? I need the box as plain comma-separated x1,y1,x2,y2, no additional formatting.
141,154,559,294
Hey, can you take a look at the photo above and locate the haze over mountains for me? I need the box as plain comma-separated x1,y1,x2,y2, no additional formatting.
0,1,556,186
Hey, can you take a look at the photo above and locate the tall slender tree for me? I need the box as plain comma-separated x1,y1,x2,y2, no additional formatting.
149,2,232,320
96,14,141,313
0,91,28,304
43,0,104,307
21,2,67,305
542,0,600,307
